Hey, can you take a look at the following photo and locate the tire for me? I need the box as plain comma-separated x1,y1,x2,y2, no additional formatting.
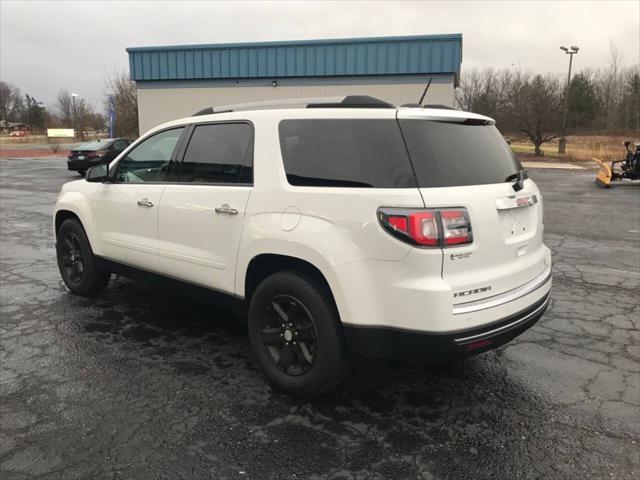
248,271,351,397
56,218,110,296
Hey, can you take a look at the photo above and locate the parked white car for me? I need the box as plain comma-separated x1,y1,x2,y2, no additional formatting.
53,96,551,396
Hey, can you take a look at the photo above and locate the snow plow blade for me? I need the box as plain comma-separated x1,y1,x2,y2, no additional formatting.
593,157,612,188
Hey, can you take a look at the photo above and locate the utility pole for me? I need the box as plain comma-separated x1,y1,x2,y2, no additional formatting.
558,45,579,154
108,94,115,138
71,93,79,140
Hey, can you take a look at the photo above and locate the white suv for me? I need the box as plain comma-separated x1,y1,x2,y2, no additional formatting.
54,96,552,397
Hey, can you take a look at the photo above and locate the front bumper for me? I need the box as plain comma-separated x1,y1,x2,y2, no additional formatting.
343,289,550,361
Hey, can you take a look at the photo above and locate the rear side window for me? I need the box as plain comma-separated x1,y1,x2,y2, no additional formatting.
279,119,416,188
399,120,521,187
179,123,253,184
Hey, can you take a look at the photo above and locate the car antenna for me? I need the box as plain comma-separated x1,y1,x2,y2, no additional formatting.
418,78,433,105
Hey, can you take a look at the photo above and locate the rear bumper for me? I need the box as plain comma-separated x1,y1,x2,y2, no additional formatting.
67,158,105,171
343,289,550,361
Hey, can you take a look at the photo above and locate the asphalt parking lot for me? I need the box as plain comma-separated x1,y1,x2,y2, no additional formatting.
1,158,638,480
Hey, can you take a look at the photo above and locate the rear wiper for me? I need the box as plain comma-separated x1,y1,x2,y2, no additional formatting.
505,170,525,191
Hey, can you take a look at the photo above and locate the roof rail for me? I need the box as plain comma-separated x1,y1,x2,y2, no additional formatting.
191,95,395,116
306,95,395,109
193,107,215,116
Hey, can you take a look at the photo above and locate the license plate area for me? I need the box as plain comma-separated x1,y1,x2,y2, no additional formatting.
496,194,537,241
498,205,535,241
77,155,85,160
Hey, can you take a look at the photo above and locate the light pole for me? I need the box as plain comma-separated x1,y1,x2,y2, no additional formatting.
558,45,579,154
71,93,79,140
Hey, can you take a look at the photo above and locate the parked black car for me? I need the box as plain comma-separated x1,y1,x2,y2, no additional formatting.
67,138,133,175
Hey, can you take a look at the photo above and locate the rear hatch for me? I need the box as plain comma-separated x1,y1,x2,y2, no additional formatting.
397,109,548,303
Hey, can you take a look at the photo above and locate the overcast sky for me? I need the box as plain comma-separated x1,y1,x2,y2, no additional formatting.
1,0,638,112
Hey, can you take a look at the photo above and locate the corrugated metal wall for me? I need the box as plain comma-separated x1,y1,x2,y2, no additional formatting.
136,82,454,133
128,34,462,82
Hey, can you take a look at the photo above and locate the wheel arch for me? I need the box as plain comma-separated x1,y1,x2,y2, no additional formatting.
245,254,329,299
54,185,97,244
242,253,351,325
53,204,96,252
55,209,81,235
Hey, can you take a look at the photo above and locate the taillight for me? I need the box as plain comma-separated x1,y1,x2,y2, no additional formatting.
87,151,107,159
408,211,439,246
378,207,473,248
441,209,472,246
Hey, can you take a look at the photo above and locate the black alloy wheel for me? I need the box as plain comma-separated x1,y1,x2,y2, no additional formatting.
59,232,85,284
56,218,110,296
248,271,351,397
260,294,318,376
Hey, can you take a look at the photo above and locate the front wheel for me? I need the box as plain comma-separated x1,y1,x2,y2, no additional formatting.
248,272,351,397
56,219,110,296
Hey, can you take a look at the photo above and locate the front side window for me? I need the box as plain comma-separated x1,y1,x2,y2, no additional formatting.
113,128,184,183
179,123,253,184
278,119,416,188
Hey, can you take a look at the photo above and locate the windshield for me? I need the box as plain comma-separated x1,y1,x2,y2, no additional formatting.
399,120,521,188
76,140,113,151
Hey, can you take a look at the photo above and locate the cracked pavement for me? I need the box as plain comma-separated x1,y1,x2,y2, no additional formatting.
1,159,638,479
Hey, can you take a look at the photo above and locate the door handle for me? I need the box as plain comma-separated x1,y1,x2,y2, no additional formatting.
215,204,238,215
137,198,154,208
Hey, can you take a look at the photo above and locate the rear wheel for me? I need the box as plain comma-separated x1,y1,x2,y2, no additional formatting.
56,219,110,296
248,272,350,397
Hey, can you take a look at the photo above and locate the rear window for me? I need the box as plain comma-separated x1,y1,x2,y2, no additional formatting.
76,140,113,151
278,119,416,188
399,120,521,187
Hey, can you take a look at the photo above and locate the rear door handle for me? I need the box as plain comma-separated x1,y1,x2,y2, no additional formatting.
137,198,154,208
215,204,238,215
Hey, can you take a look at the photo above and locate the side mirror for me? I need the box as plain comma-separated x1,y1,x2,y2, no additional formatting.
85,164,110,182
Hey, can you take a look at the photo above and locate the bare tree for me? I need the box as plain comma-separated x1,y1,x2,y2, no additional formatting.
0,81,24,122
456,68,512,124
603,43,623,129
56,89,74,126
56,89,96,139
105,71,139,137
505,72,563,155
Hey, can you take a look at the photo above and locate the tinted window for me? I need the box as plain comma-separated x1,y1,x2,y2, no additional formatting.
399,120,521,187
179,123,253,184
114,128,184,183
279,119,416,188
77,140,113,151
113,139,128,151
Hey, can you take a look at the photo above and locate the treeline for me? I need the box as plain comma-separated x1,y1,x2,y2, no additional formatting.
0,72,139,138
456,49,640,155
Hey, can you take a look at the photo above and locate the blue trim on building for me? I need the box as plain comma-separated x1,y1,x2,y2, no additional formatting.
127,34,462,85
135,73,455,90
